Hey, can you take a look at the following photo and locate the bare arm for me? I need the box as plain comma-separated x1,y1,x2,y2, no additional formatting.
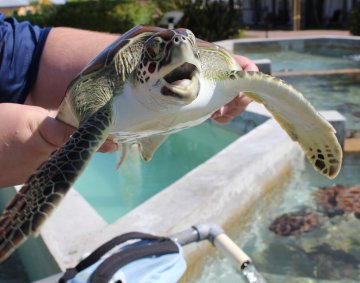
29,27,118,108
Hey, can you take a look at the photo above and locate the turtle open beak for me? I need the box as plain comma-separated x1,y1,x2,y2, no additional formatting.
161,62,200,101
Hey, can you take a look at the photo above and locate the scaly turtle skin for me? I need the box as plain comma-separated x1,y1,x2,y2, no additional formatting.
269,209,321,236
0,26,342,261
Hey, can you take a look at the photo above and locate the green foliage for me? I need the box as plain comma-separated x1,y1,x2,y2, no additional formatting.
50,0,157,33
15,13,50,28
151,0,185,13
14,4,55,28
179,0,242,41
349,1,360,35
110,1,157,32
15,0,157,34
49,0,117,31
14,0,243,40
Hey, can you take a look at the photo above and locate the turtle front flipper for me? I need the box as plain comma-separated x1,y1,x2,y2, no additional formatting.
224,70,342,179
0,104,112,262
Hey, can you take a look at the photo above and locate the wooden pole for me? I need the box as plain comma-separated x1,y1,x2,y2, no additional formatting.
293,0,301,30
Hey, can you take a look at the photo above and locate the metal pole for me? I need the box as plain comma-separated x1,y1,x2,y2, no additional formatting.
171,224,251,272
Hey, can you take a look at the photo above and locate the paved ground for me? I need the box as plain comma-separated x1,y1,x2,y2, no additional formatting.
245,29,352,38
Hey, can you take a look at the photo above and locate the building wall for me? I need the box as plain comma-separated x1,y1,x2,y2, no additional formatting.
0,7,20,16
0,0,61,17
241,0,355,29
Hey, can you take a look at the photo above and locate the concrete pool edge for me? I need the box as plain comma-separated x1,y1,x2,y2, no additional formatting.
216,34,360,51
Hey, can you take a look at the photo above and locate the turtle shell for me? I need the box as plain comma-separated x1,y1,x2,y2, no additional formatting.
314,184,360,219
313,184,346,217
308,244,359,280
81,25,165,77
336,185,360,218
269,209,321,236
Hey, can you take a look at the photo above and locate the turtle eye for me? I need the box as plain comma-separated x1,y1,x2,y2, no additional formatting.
145,36,164,61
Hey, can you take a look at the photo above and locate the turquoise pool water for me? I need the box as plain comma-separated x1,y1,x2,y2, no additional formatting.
236,42,359,72
0,251,29,283
288,75,360,131
76,121,240,223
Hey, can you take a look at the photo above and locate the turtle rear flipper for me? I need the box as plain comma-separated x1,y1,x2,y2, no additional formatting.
226,71,342,179
0,105,112,262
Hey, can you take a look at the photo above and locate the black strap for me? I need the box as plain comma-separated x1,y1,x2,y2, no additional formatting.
58,268,78,283
90,239,179,283
59,232,172,283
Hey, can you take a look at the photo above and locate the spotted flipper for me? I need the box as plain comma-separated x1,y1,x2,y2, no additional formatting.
228,71,342,179
0,105,112,262
198,42,342,178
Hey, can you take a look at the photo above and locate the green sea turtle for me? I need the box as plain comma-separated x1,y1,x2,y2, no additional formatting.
314,184,360,219
308,244,359,280
0,26,342,261
314,184,346,218
337,185,360,219
269,209,321,236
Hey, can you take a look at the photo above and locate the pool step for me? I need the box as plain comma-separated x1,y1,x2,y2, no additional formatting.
344,138,360,152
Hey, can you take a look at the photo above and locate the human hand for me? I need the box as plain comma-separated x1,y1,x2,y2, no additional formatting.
0,103,120,187
0,104,76,187
211,55,259,124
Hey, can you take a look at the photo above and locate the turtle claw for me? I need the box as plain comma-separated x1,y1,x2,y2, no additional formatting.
116,143,129,169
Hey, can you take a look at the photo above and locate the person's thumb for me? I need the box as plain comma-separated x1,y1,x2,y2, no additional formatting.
38,116,76,148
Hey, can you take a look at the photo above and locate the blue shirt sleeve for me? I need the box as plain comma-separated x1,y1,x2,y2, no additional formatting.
0,13,51,103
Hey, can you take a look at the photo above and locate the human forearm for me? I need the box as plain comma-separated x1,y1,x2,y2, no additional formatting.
29,27,118,109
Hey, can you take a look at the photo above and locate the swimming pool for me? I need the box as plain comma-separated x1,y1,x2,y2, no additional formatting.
197,153,360,282
196,37,360,282
235,38,359,73
76,121,241,223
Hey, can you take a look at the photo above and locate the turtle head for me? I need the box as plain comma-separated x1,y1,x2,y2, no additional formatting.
134,28,201,106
